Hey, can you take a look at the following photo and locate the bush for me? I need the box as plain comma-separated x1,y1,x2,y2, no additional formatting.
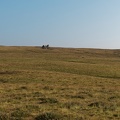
10,109,29,119
35,112,62,120
0,114,8,120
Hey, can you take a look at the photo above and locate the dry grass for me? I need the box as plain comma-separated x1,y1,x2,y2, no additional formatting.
0,46,120,120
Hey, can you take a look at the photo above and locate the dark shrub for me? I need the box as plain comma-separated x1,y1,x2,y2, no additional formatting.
35,112,62,120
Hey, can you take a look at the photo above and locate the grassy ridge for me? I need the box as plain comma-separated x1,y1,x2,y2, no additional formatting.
0,46,120,120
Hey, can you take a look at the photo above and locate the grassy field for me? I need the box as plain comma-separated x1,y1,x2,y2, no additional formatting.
0,46,120,120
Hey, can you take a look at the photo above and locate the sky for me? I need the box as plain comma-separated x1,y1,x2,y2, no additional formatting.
0,0,120,49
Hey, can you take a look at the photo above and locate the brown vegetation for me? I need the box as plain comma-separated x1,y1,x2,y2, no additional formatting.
0,46,120,120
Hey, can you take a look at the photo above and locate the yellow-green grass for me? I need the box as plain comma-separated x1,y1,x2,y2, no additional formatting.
0,46,120,120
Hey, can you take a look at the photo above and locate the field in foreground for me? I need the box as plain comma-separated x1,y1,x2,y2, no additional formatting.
0,46,120,120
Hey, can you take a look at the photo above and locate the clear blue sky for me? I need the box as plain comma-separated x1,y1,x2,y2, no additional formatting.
0,0,120,48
